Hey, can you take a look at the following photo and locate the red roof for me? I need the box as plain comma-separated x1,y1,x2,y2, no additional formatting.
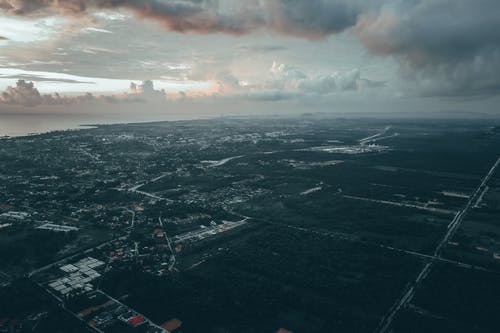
127,315,145,327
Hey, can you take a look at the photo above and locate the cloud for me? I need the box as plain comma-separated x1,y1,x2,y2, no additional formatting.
129,79,166,100
0,35,7,40
244,90,296,102
3,1,500,97
0,0,363,38
266,62,377,95
0,79,108,106
1,80,44,106
355,0,500,96
198,62,385,101
263,0,365,39
237,44,287,53
1,74,94,84
0,79,146,106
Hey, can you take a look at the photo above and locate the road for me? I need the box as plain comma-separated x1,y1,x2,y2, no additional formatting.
434,156,500,257
159,217,177,271
359,126,392,144
96,290,167,332
130,189,172,202
123,171,175,202
28,205,169,333
375,156,500,333
343,194,457,215
119,207,136,233
473,185,489,208
94,208,136,290
33,279,103,333
202,155,244,167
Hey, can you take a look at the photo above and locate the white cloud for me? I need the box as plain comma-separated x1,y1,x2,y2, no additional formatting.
0,68,211,94
265,62,371,95
0,15,62,43
81,27,113,34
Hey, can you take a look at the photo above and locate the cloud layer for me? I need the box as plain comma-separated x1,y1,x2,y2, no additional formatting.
0,0,363,37
0,79,114,106
267,62,370,94
0,79,167,106
1,64,382,106
2,0,500,97
354,0,500,95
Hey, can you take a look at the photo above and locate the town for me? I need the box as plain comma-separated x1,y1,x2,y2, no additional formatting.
1,117,500,333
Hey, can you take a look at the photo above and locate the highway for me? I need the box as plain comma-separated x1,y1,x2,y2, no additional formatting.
434,156,500,257
375,156,500,333
473,185,489,208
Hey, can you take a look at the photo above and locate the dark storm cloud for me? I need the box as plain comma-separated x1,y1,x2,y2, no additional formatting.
266,0,362,38
0,0,362,36
355,0,500,95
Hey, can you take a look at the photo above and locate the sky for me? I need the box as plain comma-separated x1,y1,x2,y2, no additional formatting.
1,0,500,124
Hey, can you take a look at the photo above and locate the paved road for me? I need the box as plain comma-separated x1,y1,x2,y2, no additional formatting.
359,126,391,144
159,217,177,271
96,290,167,332
375,156,500,333
343,194,457,215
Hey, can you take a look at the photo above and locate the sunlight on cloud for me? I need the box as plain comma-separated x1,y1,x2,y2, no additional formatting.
93,11,129,21
81,27,113,34
0,15,62,43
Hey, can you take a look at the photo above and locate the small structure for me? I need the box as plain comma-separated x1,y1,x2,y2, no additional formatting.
0,211,29,220
127,315,146,327
48,257,105,297
36,223,79,232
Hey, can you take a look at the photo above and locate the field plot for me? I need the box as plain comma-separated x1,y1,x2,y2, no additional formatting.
442,173,500,269
392,308,481,333
393,263,500,333
237,194,449,254
102,226,423,333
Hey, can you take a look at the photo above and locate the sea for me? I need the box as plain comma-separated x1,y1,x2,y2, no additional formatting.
0,111,214,137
